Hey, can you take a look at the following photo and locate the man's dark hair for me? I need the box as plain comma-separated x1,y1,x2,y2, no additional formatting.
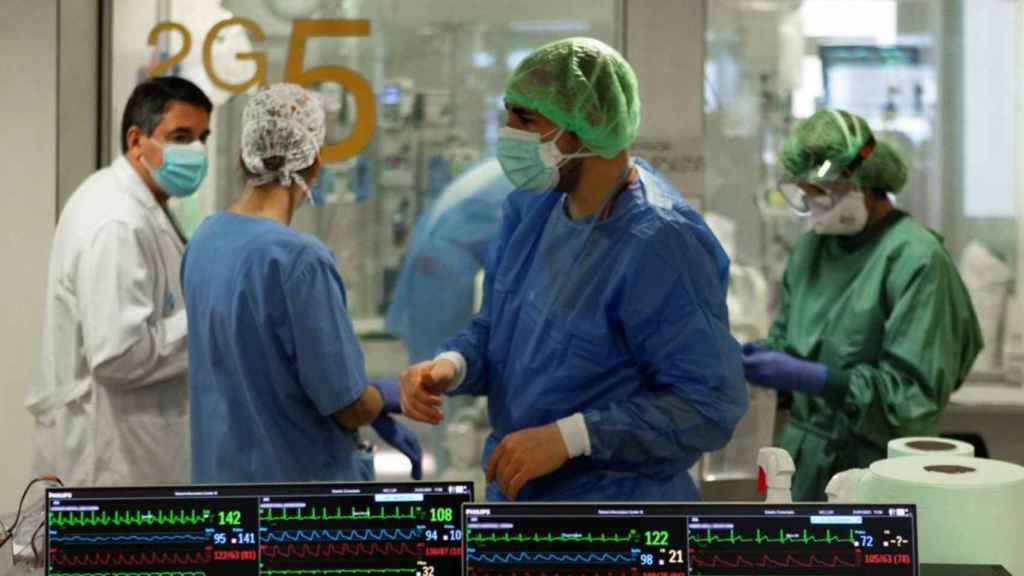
120,77,213,151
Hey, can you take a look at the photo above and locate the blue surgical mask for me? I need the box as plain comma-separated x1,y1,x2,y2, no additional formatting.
496,126,594,193
144,140,208,198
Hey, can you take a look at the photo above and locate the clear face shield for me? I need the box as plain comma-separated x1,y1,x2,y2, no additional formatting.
776,135,877,216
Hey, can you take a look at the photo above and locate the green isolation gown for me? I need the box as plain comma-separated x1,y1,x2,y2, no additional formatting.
763,211,983,501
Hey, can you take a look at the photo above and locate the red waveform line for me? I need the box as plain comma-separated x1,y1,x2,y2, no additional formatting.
50,549,212,567
691,553,860,569
260,542,420,559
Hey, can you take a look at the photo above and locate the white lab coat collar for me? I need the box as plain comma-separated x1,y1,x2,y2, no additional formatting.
111,155,186,249
112,155,160,210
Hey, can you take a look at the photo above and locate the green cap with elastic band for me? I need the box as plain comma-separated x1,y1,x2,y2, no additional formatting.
505,37,641,158
780,108,907,193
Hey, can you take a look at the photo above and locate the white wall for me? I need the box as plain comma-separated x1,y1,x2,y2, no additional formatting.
625,0,705,206
1017,0,1024,346
963,0,1018,218
109,0,159,160
0,0,58,512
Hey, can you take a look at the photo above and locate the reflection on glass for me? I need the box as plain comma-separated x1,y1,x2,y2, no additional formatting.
705,0,1019,314
703,0,1023,484
108,0,613,480
189,0,615,335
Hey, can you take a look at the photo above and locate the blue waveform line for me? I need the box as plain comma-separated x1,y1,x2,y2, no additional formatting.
48,532,209,544
468,552,633,565
261,529,420,543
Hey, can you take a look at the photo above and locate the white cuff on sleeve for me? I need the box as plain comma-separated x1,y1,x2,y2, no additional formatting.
556,412,592,458
435,352,467,392
162,309,188,347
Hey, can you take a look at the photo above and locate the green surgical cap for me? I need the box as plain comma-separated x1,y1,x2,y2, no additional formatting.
781,108,907,193
505,37,641,158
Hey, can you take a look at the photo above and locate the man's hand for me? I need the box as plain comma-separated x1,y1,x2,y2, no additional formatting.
399,358,456,425
486,423,570,501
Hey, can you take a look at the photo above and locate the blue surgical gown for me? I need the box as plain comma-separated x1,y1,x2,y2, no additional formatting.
182,212,371,483
385,159,515,362
442,160,748,501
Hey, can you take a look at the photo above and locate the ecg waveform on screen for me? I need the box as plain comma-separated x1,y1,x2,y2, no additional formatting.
468,552,635,565
46,496,259,576
260,528,421,543
258,565,417,569
50,549,213,568
48,509,214,528
466,570,640,576
49,572,207,576
46,484,471,576
464,512,684,576
468,531,639,545
260,542,420,559
689,528,858,546
260,505,421,522
689,552,862,569
467,505,917,576
48,532,211,544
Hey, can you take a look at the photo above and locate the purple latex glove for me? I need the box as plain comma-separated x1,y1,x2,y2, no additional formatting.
370,379,402,414
742,349,827,395
742,341,771,355
372,414,423,480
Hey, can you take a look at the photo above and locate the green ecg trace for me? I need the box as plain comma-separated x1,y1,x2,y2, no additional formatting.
50,572,205,576
259,505,421,522
47,509,215,528
467,530,640,544
688,528,857,546
262,565,417,569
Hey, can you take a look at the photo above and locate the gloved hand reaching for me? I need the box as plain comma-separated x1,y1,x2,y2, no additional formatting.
741,345,827,395
370,379,402,414
742,341,772,356
371,414,423,480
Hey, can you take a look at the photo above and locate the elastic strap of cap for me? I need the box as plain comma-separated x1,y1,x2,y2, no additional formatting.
828,109,855,151
846,110,863,147
839,134,876,179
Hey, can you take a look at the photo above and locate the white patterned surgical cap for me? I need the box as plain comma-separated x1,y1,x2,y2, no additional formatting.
241,83,326,188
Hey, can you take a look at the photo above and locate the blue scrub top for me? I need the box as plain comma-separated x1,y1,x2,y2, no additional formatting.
182,212,371,483
443,160,749,502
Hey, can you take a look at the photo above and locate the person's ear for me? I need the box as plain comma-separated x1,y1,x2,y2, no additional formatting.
557,131,583,155
310,156,322,180
125,126,143,158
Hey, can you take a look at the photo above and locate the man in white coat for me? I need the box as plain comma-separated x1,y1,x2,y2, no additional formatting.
27,77,212,486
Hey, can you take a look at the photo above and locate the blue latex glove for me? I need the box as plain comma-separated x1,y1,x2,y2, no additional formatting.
742,349,827,395
371,415,423,480
370,379,402,414
742,341,771,356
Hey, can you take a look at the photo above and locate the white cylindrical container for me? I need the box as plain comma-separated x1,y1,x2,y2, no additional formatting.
887,437,975,459
853,456,1024,575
